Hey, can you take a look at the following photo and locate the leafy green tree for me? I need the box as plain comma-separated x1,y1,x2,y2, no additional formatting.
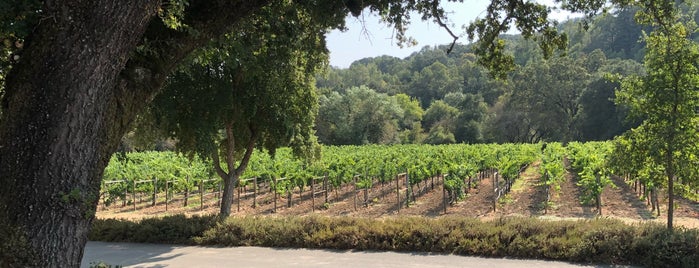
458,60,506,105
347,86,403,144
345,63,391,93
394,93,424,128
358,55,406,74
425,125,456,144
578,78,626,140
582,7,647,61
443,92,487,143
453,93,487,143
422,100,459,144
316,91,346,144
400,122,427,144
395,93,425,143
152,2,325,217
484,93,541,143
408,46,450,72
316,67,345,92
511,35,545,67
443,92,466,108
615,3,699,229
407,61,461,107
510,56,591,142
317,57,403,94
317,86,402,145
578,58,644,140
423,100,458,130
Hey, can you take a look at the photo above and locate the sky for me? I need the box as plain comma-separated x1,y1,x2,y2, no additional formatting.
325,0,578,68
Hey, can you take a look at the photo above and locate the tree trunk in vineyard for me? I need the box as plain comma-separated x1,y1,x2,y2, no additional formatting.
220,173,239,218
0,1,269,266
653,189,660,217
215,124,259,218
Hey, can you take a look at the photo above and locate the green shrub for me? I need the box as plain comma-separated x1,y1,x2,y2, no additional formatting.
90,215,699,267
631,225,699,268
89,215,219,244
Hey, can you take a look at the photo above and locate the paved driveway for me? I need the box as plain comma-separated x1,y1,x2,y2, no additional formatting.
82,241,634,268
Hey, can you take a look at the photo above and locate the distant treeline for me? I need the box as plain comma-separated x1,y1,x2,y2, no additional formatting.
314,6,699,145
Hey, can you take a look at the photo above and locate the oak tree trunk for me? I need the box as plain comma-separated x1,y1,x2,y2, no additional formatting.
0,1,270,266
0,2,159,266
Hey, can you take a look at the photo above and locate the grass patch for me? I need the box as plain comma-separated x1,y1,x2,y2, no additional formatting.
511,162,539,194
498,194,514,205
90,215,699,267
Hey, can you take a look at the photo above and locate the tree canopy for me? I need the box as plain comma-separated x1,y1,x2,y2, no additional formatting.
148,1,330,217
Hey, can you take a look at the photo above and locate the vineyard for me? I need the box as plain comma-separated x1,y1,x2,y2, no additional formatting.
97,143,699,226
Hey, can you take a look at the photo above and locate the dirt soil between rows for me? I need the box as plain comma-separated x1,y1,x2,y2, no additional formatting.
97,161,699,229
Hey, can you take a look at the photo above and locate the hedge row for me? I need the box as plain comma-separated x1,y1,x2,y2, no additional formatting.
89,215,699,268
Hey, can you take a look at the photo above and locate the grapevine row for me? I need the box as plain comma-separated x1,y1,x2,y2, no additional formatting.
101,144,539,211
539,142,565,212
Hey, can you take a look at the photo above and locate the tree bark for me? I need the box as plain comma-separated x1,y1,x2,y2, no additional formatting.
0,2,159,266
0,1,270,266
219,172,237,218
217,123,259,218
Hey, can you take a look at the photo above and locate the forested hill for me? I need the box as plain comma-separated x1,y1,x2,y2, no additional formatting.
314,6,697,146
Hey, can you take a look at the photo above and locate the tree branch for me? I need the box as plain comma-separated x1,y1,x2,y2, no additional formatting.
431,0,458,54
225,120,236,175
234,125,260,177
211,148,228,180
106,1,273,152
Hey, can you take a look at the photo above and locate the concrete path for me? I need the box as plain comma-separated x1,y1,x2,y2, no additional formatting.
82,241,633,268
